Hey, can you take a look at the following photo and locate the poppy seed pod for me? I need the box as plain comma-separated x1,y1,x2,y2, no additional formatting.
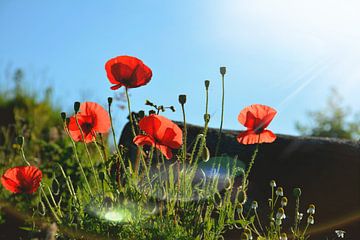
107,97,113,106
74,101,81,113
204,80,210,89
178,94,187,105
220,66,226,75
61,112,66,121
293,188,302,198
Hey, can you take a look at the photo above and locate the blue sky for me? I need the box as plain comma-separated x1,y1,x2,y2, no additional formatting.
1,0,360,137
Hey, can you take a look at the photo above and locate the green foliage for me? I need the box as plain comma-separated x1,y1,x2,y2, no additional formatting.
296,88,360,140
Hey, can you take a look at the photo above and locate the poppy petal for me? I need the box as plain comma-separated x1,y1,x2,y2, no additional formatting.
133,135,155,147
138,114,162,137
110,84,122,90
238,104,277,129
80,102,110,133
156,144,173,159
237,130,276,144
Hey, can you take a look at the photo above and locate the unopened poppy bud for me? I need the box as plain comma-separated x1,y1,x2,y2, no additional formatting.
220,66,226,75
149,110,156,115
281,197,288,207
138,110,145,119
178,94,187,105
169,106,175,112
61,112,66,121
205,80,210,89
270,180,276,188
16,136,24,147
202,146,210,162
307,215,314,224
307,204,315,215
65,117,70,125
280,233,288,240
145,99,153,106
293,188,302,198
251,200,258,209
99,172,105,181
107,97,113,106
276,207,286,219
276,187,284,196
240,232,249,240
204,114,210,122
74,101,81,113
159,105,165,112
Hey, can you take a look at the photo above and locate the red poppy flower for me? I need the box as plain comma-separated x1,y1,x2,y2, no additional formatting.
105,56,152,90
68,102,111,143
133,114,183,159
1,166,42,194
237,104,277,144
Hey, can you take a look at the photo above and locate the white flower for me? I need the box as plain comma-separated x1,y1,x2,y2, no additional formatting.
307,215,314,225
307,204,315,214
279,233,288,240
276,187,284,197
297,212,303,221
270,180,276,188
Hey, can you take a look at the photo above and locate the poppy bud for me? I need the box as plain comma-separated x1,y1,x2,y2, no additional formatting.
220,66,226,75
138,110,145,119
276,187,284,196
276,207,286,220
281,197,288,207
61,112,66,121
204,114,210,123
107,97,113,106
169,106,175,112
65,117,70,126
307,215,314,224
149,110,156,115
270,180,276,188
307,204,316,215
16,136,24,147
293,187,302,198
74,101,81,113
251,200,258,209
204,80,210,89
178,94,187,105
159,105,165,112
145,99,153,106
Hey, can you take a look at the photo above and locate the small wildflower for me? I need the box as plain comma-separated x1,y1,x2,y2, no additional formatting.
270,180,276,188
281,197,288,207
276,208,286,220
307,215,314,224
279,233,287,240
307,204,315,214
251,200,258,209
335,230,345,238
276,187,284,197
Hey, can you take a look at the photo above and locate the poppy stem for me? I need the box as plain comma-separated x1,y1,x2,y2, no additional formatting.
107,98,126,187
40,185,62,224
63,120,93,197
74,114,100,191
19,147,31,166
215,71,226,156
243,143,260,189
125,87,136,137
180,101,187,200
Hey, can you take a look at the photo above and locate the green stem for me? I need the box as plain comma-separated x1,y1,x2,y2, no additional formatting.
125,87,136,137
215,73,225,156
243,143,259,189
74,114,100,190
